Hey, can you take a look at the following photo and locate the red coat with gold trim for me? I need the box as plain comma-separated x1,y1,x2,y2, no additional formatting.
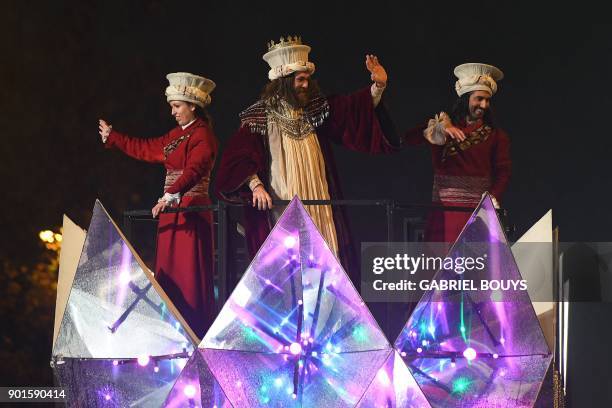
105,117,218,338
405,118,511,242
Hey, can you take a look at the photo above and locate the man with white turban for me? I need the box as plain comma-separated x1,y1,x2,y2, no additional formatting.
405,63,512,242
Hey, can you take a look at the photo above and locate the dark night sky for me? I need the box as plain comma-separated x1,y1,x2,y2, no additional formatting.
2,1,612,404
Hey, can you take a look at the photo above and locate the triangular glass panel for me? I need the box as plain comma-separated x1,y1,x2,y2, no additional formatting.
51,200,197,406
357,350,431,408
203,197,388,354
201,197,393,406
163,349,232,407
53,200,197,358
395,194,552,407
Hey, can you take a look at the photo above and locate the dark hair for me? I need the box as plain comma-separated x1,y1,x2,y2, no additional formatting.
451,92,497,128
192,104,213,128
260,73,322,108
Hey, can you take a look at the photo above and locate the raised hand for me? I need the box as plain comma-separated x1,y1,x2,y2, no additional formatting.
98,119,112,143
365,54,387,88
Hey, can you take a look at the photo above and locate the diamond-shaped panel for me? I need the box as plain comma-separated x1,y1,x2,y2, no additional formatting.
201,197,401,406
52,200,197,406
395,194,552,407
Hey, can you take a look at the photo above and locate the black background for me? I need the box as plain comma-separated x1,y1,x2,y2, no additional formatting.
2,1,611,405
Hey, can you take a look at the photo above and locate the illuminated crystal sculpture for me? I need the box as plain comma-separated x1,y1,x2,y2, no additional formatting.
357,350,432,407
163,349,232,407
395,194,552,408
52,200,199,407
199,197,429,407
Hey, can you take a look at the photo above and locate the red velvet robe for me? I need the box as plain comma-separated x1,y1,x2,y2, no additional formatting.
106,118,218,339
214,87,398,285
405,119,511,242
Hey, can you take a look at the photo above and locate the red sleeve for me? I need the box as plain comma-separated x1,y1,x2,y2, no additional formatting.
105,129,168,163
404,123,428,146
490,130,512,201
165,127,218,195
324,87,399,153
214,126,268,202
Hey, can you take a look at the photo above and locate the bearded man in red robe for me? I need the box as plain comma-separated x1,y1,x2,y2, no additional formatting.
405,63,512,242
214,36,399,284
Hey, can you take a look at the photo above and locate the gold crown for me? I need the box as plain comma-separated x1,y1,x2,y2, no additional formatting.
267,35,303,51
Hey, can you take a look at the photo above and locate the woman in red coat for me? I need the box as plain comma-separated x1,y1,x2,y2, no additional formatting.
98,72,218,339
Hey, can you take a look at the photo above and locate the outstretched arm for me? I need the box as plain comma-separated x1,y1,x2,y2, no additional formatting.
99,119,167,163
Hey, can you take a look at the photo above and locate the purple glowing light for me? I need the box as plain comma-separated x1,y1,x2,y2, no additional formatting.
284,236,296,248
137,355,150,366
463,347,477,361
119,271,131,285
183,384,197,398
376,369,391,387
112,360,118,366
105,394,111,401
200,198,395,407
289,342,302,355
392,194,553,407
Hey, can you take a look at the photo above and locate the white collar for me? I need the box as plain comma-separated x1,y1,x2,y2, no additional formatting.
181,119,196,130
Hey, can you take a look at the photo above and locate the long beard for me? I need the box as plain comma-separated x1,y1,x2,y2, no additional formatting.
288,88,310,109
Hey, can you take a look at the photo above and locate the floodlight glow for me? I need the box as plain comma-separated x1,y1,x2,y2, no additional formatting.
284,236,296,248
183,384,196,398
137,355,150,366
463,347,477,361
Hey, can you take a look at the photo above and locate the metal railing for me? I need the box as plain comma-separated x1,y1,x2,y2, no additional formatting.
122,199,511,308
